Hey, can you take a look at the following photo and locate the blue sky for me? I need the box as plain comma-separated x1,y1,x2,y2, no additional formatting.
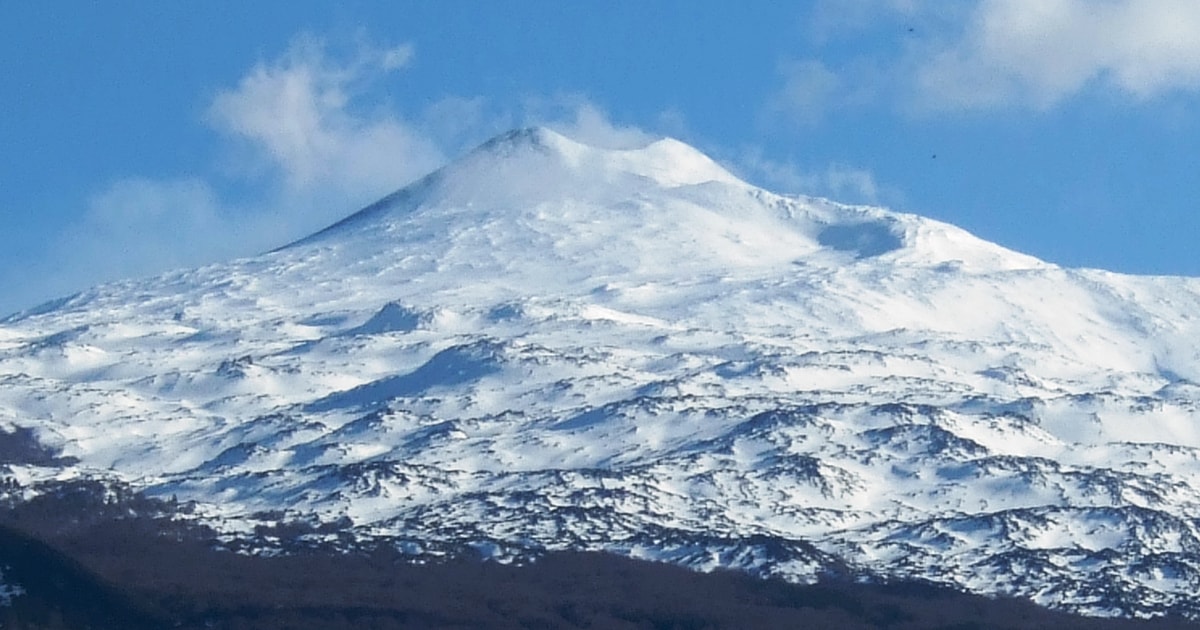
3,0,1200,314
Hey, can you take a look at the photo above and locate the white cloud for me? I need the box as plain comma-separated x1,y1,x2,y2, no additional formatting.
771,0,1200,122
2,178,242,311
739,150,883,205
767,60,843,126
207,35,442,196
419,96,499,153
379,43,415,71
529,97,657,149
6,34,455,314
424,94,669,156
654,107,690,139
916,0,1200,110
820,165,882,203
6,34,690,314
54,178,248,281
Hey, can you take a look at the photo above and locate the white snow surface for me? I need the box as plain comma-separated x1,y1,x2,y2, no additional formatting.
4,127,1200,617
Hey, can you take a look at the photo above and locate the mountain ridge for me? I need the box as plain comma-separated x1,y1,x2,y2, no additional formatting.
4,129,1200,618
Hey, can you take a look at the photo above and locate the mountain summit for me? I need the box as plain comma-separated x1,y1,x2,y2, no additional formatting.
4,129,1200,618
294,126,1040,274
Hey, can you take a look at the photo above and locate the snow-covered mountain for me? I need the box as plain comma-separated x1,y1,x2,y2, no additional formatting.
5,127,1200,618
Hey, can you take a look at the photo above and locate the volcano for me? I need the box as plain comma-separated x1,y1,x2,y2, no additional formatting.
4,128,1200,618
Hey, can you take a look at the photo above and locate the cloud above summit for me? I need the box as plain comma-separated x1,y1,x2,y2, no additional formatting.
207,35,443,195
2,34,675,313
10,35,445,311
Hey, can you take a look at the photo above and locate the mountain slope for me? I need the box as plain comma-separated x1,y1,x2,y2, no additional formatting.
4,128,1200,618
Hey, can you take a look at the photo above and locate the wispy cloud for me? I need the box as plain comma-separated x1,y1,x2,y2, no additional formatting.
738,150,885,205
763,2,921,127
7,34,448,313
4,35,683,314
915,0,1200,110
766,60,843,127
769,0,1200,122
55,179,235,286
207,34,442,196
522,95,658,149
